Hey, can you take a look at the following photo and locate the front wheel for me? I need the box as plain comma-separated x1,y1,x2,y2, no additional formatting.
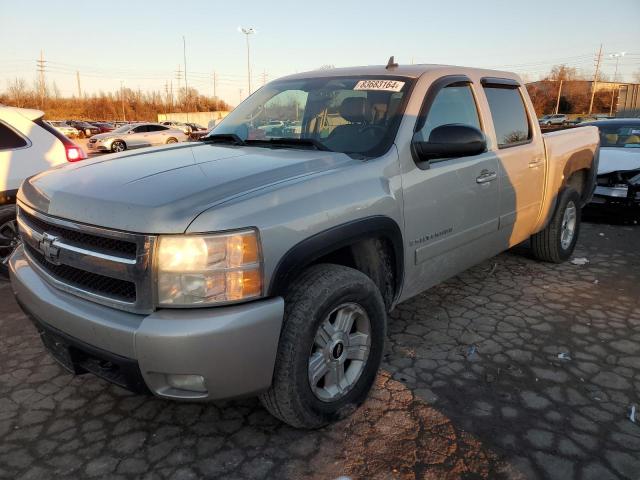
530,188,581,263
259,264,387,429
0,205,19,279
166,137,178,144
111,140,126,153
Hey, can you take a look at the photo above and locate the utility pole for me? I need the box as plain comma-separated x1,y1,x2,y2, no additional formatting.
76,70,82,98
212,71,217,99
175,65,183,97
239,88,243,104
183,35,189,121
261,69,268,86
588,44,603,115
170,80,173,111
609,52,626,116
554,79,564,114
36,50,46,109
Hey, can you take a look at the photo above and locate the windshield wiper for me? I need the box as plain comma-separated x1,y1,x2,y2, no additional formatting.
200,133,246,146
245,137,331,151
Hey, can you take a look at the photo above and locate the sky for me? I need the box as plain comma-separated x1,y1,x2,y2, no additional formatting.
0,0,639,106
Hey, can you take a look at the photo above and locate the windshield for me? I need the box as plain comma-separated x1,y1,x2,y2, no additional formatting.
112,125,132,134
209,76,413,157
595,124,640,148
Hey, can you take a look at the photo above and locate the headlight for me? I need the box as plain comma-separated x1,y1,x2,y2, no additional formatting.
156,229,262,306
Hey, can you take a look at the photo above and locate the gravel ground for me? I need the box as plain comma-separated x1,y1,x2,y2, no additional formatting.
0,221,639,480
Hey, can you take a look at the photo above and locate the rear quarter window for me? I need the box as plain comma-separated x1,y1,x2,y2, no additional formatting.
483,87,531,148
0,121,29,150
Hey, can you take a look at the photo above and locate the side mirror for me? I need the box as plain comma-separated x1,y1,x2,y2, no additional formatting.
412,124,486,164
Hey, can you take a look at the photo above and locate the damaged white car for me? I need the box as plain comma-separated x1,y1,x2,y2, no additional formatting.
585,119,640,218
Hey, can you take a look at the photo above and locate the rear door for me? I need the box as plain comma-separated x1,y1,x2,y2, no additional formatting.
480,79,546,246
400,76,501,299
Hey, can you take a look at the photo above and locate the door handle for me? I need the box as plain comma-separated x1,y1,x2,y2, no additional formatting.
476,170,497,184
528,159,543,168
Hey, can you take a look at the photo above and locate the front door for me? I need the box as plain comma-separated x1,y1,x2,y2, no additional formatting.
401,78,501,300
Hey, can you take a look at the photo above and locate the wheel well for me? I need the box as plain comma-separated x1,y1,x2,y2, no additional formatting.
268,217,403,311
565,169,589,203
301,237,397,311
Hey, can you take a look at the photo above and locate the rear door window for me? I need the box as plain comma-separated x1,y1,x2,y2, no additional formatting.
483,86,531,148
0,122,29,150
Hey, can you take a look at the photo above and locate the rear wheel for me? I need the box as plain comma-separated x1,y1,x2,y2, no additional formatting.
259,264,387,429
0,205,19,279
166,137,178,144
111,140,126,153
531,188,581,263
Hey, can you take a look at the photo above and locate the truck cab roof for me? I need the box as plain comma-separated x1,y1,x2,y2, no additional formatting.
278,64,521,83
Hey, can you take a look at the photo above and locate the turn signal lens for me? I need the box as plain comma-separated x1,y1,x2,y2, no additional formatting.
157,230,262,306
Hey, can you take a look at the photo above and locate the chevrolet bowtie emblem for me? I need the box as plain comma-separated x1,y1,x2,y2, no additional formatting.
39,233,61,265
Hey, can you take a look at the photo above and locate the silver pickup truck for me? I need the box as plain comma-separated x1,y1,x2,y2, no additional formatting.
9,63,599,428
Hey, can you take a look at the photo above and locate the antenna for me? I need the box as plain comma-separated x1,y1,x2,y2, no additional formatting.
386,56,398,70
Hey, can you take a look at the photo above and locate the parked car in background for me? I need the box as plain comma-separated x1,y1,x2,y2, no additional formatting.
185,123,207,139
9,64,599,428
66,120,100,138
583,119,640,218
46,120,81,138
87,123,188,152
91,122,115,133
539,114,568,125
0,106,86,276
160,121,192,135
564,116,596,126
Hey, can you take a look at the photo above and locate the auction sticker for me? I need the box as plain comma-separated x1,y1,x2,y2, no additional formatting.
354,80,405,92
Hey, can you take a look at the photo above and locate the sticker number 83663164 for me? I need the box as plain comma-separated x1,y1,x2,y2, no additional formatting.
353,80,405,92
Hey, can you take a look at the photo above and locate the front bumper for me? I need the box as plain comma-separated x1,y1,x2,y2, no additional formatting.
87,142,110,151
9,246,284,400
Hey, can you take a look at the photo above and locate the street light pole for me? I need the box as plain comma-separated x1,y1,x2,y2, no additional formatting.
609,52,625,116
239,27,255,97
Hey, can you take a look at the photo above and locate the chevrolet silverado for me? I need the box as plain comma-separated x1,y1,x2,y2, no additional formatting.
9,63,599,428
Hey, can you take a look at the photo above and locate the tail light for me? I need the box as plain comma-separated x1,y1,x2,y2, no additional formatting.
66,145,87,162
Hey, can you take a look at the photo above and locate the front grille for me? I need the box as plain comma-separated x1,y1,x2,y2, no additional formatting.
21,210,137,258
18,204,155,313
25,244,136,302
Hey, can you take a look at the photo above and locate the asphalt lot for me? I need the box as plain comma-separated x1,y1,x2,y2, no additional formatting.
1,221,639,480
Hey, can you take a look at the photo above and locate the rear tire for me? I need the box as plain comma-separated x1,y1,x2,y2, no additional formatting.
0,205,18,279
259,264,387,429
531,188,581,263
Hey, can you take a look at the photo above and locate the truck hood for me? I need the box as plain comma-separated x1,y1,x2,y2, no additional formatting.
598,147,640,175
19,143,355,233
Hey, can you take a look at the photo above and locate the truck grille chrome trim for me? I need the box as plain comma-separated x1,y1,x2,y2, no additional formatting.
17,201,156,314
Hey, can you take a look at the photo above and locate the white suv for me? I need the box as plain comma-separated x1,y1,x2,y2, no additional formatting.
0,106,87,277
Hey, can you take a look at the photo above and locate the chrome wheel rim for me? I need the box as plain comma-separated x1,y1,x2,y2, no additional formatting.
113,142,124,152
308,302,371,402
0,218,19,267
561,201,577,250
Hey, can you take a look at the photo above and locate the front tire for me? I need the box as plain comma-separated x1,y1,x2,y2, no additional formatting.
111,140,126,153
0,205,19,279
166,137,178,144
531,188,581,263
260,264,387,429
